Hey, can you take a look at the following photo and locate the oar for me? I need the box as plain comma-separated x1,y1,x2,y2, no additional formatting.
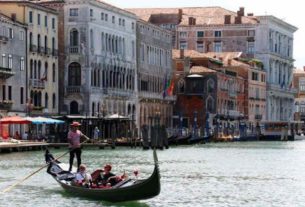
1,135,91,193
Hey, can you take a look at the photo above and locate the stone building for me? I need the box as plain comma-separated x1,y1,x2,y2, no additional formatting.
293,68,305,122
0,1,59,116
129,6,297,122
136,19,174,131
0,13,27,117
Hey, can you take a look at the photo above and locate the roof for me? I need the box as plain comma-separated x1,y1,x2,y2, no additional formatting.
189,66,216,74
127,7,259,26
172,49,210,59
0,13,26,27
204,52,245,67
0,1,58,14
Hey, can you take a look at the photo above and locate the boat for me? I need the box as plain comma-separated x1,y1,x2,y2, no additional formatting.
46,150,160,202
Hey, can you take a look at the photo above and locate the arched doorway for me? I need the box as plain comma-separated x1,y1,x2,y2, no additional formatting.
70,101,79,114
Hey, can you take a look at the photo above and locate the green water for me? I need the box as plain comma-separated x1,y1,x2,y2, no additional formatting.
1,141,305,207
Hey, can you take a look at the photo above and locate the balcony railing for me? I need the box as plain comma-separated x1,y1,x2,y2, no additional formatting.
66,86,82,94
0,35,9,42
69,46,79,54
30,44,37,52
0,101,13,110
0,66,15,79
52,49,58,56
29,79,45,89
255,114,263,120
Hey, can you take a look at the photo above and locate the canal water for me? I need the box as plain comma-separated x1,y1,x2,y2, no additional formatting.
1,141,305,207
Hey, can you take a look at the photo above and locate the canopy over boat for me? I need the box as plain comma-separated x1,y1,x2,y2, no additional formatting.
47,150,160,202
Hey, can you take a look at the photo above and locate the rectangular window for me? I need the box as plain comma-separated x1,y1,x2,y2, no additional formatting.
179,32,187,38
214,41,222,52
2,54,5,67
8,86,12,101
70,8,78,16
101,12,104,20
252,72,258,81
20,57,24,71
248,30,255,37
8,55,12,69
197,41,204,53
52,18,55,29
2,85,5,100
37,14,41,25
105,14,108,21
20,87,24,104
90,9,93,17
19,31,24,41
112,16,115,24
132,22,135,30
122,19,125,26
29,11,33,23
248,41,255,54
119,18,121,26
45,16,48,27
9,28,13,39
179,41,187,49
214,30,222,37
197,31,204,37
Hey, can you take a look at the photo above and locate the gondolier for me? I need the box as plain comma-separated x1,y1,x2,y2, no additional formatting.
68,121,88,172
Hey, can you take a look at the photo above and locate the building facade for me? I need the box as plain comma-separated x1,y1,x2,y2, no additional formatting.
63,0,137,121
293,68,305,122
255,16,297,121
0,1,59,116
0,14,27,116
136,19,174,132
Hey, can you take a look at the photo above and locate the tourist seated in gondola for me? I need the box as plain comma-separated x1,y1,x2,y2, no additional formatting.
73,164,92,187
92,164,125,187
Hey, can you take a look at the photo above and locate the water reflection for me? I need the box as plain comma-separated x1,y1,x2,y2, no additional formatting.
1,142,305,206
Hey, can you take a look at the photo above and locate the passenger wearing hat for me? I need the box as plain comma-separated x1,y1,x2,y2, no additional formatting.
67,121,87,171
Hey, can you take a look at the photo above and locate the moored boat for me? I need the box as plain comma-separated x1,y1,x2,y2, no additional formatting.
46,150,160,202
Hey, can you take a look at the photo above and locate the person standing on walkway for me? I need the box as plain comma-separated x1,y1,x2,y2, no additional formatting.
67,121,88,171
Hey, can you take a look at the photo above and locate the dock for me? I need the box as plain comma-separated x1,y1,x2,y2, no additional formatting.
0,141,49,153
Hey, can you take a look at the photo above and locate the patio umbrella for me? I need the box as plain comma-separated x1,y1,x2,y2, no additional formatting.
0,116,31,124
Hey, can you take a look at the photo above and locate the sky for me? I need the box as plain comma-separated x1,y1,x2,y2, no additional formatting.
105,0,304,69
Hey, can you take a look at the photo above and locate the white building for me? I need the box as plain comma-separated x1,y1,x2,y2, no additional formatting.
255,16,297,121
64,0,137,119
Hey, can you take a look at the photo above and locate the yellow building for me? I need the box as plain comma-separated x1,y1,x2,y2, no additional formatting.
0,1,59,115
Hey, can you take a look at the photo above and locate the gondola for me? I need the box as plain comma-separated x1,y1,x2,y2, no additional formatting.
46,150,160,202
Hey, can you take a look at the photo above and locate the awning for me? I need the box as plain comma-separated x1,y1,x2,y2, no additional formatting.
105,113,129,120
25,116,65,124
0,116,31,124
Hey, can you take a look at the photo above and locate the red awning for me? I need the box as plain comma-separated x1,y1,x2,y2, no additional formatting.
0,116,31,124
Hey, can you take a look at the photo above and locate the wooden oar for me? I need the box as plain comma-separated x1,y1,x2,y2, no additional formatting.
1,135,90,193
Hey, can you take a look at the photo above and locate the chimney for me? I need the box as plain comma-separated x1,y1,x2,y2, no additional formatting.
228,59,232,66
238,7,245,16
224,15,231,24
178,9,183,18
11,13,16,22
247,13,254,16
235,16,242,24
180,49,184,59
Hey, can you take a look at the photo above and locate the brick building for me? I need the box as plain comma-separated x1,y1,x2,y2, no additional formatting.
293,68,305,122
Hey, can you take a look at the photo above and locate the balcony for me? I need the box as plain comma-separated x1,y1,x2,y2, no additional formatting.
69,46,79,54
29,79,45,89
106,88,133,97
255,114,263,120
52,49,58,57
30,44,37,53
66,86,82,94
229,91,237,98
0,100,13,110
139,91,176,101
0,66,15,79
44,47,51,55
0,35,9,42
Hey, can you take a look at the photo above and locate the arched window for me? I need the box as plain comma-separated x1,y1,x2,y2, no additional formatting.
44,62,48,80
30,59,33,79
45,93,48,108
37,34,41,52
29,32,33,46
206,96,214,113
178,79,185,93
52,63,56,82
52,93,56,109
70,29,79,46
92,102,95,116
90,29,94,49
38,61,41,79
207,79,215,93
44,35,48,53
70,101,78,114
68,62,81,86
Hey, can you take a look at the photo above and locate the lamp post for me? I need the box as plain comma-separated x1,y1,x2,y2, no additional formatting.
193,111,198,139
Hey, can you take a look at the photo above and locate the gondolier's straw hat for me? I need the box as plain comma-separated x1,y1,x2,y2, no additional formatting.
70,121,81,127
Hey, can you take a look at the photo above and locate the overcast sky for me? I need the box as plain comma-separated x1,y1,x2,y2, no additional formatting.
106,0,304,69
